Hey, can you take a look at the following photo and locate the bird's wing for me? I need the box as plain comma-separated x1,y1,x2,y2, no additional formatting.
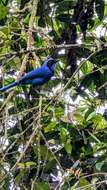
32,78,46,86
19,66,51,83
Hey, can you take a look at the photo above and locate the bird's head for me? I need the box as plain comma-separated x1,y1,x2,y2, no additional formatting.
45,57,57,72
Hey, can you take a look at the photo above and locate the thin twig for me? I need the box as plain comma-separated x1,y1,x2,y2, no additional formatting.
98,81,107,91
31,95,42,190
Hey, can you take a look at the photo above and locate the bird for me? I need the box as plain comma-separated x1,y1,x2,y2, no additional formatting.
0,57,57,92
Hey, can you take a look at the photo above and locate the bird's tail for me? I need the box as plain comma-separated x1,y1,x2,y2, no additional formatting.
0,81,18,92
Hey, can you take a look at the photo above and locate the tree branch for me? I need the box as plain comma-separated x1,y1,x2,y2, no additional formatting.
0,43,97,59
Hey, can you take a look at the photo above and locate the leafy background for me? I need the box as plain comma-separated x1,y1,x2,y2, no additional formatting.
0,0,107,189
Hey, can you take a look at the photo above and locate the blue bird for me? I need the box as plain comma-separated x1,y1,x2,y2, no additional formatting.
0,57,57,92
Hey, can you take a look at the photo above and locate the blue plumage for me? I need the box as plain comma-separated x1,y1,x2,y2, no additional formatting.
0,57,57,92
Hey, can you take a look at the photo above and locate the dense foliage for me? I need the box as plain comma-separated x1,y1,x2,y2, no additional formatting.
0,0,107,189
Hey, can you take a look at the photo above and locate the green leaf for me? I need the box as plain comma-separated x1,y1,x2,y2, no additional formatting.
24,13,30,25
92,115,107,129
65,139,72,154
33,145,53,161
25,161,36,168
44,121,57,133
74,112,84,125
81,61,94,74
17,161,36,169
53,19,61,37
78,178,92,190
34,34,43,47
70,187,76,190
55,106,64,117
92,115,103,124
86,111,96,121
95,162,104,171
0,3,8,20
44,160,56,172
1,26,8,35
84,107,95,119
60,127,69,142
17,163,25,169
15,170,25,184
79,75,93,89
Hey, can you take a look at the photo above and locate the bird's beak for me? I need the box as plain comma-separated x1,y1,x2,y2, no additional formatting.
54,59,58,63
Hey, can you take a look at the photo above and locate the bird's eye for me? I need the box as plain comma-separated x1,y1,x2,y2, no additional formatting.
47,60,54,67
